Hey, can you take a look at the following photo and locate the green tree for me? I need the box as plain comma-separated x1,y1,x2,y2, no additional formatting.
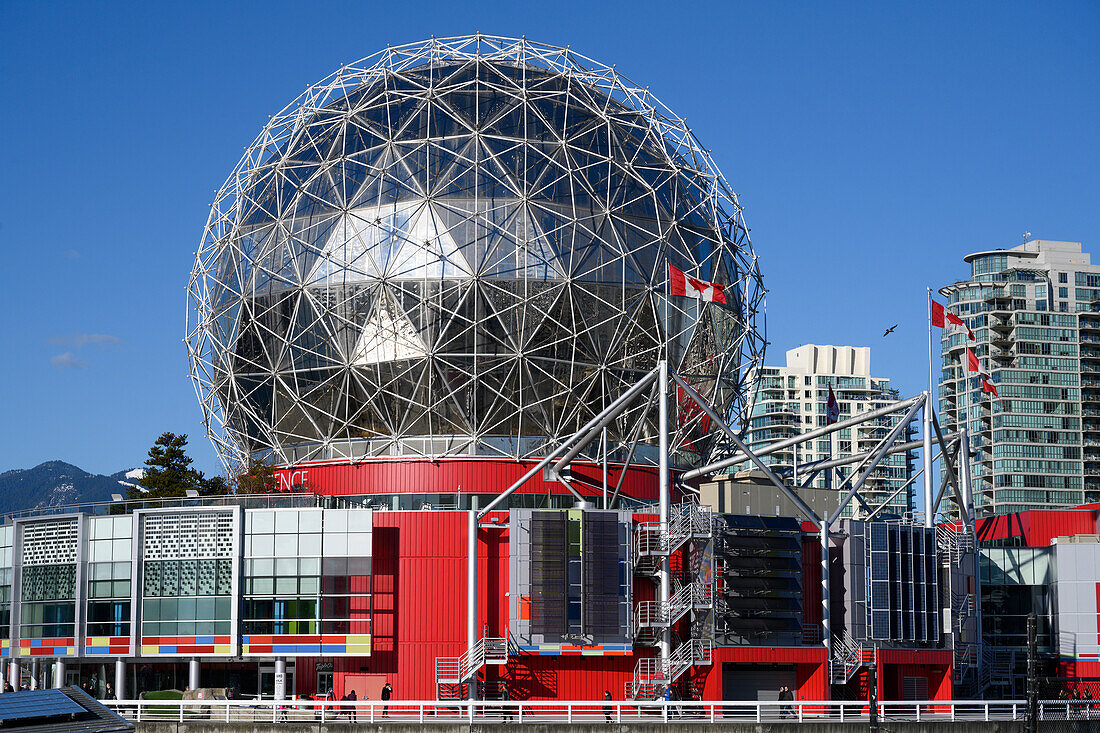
234,458,279,494
200,474,230,496
132,432,203,499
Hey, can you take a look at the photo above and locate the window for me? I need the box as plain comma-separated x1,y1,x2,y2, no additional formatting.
1060,287,1068,299
1059,272,1068,284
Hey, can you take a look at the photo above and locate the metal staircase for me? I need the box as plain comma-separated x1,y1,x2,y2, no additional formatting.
625,639,714,699
435,637,509,699
628,503,714,699
937,525,975,567
830,630,874,685
634,581,714,646
633,503,713,575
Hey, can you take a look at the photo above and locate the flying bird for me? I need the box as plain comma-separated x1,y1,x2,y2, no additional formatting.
883,324,898,337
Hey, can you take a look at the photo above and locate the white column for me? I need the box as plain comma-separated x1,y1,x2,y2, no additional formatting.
959,427,976,527
821,523,831,675
274,657,286,700
29,661,38,690
8,661,18,689
466,505,478,700
923,391,935,527
114,659,126,700
53,660,65,689
658,359,671,663
188,658,200,690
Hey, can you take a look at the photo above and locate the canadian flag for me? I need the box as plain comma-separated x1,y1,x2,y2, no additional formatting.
965,347,999,397
670,264,726,304
932,299,975,341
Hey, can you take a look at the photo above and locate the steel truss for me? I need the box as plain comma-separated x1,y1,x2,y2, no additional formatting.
187,34,765,474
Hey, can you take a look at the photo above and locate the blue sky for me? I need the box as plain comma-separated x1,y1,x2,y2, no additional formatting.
1,1,1096,476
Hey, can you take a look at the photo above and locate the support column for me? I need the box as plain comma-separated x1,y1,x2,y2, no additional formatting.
53,659,65,689
8,660,18,690
658,359,671,664
821,522,831,698
466,504,478,700
923,391,935,527
30,661,38,691
188,658,200,691
114,659,126,700
958,427,975,526
274,657,286,700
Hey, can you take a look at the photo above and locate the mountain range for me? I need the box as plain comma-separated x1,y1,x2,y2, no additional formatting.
0,461,143,515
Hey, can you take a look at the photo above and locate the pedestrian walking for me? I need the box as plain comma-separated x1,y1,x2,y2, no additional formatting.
381,681,392,717
603,690,613,723
779,686,793,719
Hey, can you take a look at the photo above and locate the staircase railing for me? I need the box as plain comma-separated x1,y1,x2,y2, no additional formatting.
435,636,508,694
830,630,870,685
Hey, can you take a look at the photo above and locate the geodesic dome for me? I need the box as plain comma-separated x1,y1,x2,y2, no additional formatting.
187,34,765,469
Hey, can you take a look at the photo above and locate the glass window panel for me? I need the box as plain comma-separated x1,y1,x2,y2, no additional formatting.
274,511,298,534
324,510,347,533
298,510,322,533
251,511,274,533
252,534,275,556
298,534,321,556
323,533,347,556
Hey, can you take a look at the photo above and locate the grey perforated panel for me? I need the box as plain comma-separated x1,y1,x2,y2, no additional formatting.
21,519,78,566
142,512,235,560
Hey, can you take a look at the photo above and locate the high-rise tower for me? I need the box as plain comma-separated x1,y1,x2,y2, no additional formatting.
939,239,1100,515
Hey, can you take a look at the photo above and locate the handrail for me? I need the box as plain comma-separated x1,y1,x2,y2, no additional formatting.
99,698,1035,724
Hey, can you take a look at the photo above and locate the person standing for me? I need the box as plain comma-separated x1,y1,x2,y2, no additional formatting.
603,690,613,723
347,689,357,722
381,681,392,718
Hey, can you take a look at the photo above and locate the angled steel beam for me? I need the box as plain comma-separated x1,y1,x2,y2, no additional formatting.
477,365,659,519
866,464,927,521
607,379,658,510
671,372,821,527
782,435,948,475
826,395,926,528
551,368,659,476
931,411,970,526
933,439,961,518
682,395,923,481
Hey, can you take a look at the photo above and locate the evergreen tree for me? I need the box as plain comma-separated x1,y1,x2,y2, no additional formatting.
132,432,203,499
200,474,230,496
234,458,279,494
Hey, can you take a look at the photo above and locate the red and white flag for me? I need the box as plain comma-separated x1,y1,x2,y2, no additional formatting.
670,264,726,304
932,299,975,341
964,347,999,397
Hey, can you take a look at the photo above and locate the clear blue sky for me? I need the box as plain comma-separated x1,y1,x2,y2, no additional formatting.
1,1,1096,477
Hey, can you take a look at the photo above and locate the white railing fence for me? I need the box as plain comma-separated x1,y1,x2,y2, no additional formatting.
100,698,1048,724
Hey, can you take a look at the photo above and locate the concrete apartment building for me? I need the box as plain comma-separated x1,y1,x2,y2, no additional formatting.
739,345,916,517
939,239,1100,516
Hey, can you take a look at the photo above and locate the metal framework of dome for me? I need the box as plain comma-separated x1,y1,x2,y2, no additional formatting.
187,34,765,470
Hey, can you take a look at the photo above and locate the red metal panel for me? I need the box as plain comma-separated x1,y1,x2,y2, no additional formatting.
274,458,660,502
802,535,822,631
975,509,1098,547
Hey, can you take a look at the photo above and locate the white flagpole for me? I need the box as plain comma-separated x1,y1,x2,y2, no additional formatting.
924,288,935,527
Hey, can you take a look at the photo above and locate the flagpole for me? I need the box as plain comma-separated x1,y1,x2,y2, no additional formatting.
924,288,935,527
